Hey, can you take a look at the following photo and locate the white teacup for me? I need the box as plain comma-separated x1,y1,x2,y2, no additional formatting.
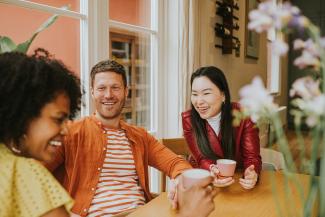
182,168,211,189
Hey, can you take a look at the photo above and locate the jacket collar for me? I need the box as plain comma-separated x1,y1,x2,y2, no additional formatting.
90,114,138,145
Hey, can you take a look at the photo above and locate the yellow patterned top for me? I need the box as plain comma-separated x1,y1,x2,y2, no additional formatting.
0,143,73,217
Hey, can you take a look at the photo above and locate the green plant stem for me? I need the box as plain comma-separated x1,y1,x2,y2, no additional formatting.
306,23,325,91
293,116,307,173
270,172,284,217
319,118,325,216
303,177,318,217
272,114,296,172
310,125,321,176
303,124,321,217
272,114,306,215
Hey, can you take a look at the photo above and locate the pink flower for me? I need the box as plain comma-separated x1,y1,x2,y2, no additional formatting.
239,77,278,122
248,0,306,33
248,10,273,33
271,39,288,56
293,39,319,56
293,50,320,70
293,39,305,50
294,95,325,127
290,76,321,100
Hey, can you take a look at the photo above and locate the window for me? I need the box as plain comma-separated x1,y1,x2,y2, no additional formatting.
108,0,156,130
266,0,281,94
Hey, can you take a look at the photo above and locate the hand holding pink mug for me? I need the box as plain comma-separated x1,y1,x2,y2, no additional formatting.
216,159,237,178
210,159,236,187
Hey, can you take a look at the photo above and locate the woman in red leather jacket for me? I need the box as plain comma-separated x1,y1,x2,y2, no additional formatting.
182,66,262,189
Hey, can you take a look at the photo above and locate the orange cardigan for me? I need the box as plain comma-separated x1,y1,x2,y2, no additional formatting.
45,115,191,216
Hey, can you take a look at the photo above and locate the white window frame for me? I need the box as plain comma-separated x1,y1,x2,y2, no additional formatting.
267,32,282,95
266,0,281,95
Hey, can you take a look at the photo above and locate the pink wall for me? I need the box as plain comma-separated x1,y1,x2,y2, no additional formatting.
109,0,151,28
0,1,80,75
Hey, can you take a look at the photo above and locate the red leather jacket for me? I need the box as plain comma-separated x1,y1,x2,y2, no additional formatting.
182,102,262,173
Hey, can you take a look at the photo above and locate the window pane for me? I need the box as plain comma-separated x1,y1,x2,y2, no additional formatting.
0,4,80,76
26,0,79,12
109,30,151,129
109,0,151,28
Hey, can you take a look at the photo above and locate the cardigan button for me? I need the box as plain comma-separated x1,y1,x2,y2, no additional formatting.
97,167,101,171
83,208,87,212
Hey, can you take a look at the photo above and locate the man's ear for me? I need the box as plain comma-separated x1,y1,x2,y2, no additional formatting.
124,86,129,98
91,87,94,98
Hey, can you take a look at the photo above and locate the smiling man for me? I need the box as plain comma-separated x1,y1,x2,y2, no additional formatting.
45,60,192,217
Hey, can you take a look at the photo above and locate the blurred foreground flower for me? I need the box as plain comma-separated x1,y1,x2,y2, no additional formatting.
239,77,278,122
238,1,325,217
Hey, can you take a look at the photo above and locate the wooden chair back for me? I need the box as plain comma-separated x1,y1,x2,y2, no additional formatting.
261,148,286,171
160,138,191,192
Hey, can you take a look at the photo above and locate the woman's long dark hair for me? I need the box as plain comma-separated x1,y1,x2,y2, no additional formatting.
190,66,234,159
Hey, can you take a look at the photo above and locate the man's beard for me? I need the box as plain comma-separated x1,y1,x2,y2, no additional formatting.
102,97,126,120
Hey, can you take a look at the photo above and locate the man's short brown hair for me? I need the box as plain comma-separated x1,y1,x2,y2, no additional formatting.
90,60,127,87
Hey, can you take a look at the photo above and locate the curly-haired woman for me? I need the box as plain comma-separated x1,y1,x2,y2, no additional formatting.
0,49,82,217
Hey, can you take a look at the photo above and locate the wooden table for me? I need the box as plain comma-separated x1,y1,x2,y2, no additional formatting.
127,171,317,217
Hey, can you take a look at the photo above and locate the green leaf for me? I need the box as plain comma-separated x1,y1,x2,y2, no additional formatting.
0,36,17,53
15,5,69,53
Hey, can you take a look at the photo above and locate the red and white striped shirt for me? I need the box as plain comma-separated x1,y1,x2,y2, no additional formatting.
87,129,145,217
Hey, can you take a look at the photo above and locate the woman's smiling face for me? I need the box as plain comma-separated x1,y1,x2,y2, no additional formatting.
191,76,225,119
21,93,70,162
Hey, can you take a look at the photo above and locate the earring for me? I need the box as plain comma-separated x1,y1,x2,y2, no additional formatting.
11,134,27,154
9,140,22,154
10,145,21,154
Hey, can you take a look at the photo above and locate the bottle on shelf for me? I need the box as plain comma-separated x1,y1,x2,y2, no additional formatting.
217,22,239,31
214,23,239,40
232,21,239,30
216,4,239,20
215,23,231,37
216,1,239,10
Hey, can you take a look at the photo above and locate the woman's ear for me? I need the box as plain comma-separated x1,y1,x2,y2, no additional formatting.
222,92,226,103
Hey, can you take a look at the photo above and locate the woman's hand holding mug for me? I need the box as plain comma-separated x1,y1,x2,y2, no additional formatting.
209,164,235,187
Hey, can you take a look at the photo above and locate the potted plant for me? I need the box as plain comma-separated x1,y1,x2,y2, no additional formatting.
0,6,68,54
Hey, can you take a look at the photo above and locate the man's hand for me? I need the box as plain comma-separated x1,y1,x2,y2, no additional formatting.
177,175,218,217
167,178,179,209
239,165,258,190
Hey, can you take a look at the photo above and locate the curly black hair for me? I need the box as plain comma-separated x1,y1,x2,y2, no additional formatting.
0,49,82,145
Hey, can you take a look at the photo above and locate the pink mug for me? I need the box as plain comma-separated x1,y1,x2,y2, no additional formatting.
182,169,211,189
216,159,236,178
